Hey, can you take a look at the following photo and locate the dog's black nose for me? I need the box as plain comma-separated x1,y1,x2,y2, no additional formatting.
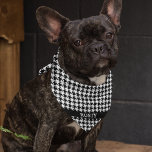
90,43,110,57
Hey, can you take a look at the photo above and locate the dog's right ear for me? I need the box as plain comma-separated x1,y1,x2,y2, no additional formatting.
36,6,69,43
100,0,122,30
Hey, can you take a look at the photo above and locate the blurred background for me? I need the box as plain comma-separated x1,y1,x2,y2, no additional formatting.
0,0,152,146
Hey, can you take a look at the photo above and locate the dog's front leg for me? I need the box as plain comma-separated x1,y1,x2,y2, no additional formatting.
81,119,104,152
33,120,58,152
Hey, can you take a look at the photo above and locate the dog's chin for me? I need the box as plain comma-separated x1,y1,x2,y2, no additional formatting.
80,66,109,78
80,59,117,78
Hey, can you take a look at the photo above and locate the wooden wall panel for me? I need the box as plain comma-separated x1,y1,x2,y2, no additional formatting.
0,39,20,138
0,0,24,43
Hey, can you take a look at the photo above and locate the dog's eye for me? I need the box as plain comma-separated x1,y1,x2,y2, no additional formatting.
74,40,82,47
106,32,113,39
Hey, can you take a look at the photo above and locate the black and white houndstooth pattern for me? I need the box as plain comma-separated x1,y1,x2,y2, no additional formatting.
39,51,112,131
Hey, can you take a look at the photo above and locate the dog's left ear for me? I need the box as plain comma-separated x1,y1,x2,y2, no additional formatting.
100,0,122,29
36,6,69,43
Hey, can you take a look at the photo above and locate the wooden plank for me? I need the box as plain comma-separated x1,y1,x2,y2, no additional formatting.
0,140,152,152
96,140,152,152
0,0,24,43
0,39,20,138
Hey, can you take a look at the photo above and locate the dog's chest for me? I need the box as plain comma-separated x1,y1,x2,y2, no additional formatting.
89,75,106,85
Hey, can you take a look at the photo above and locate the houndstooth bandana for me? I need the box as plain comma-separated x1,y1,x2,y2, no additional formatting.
39,51,112,131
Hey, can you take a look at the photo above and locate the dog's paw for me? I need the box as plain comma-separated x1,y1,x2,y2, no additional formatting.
56,140,81,152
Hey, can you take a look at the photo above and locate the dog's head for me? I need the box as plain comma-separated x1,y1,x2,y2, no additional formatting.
36,0,122,78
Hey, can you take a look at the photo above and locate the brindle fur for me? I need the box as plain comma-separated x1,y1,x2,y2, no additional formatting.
1,0,122,152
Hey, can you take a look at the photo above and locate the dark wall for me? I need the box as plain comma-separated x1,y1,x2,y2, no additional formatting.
21,0,152,145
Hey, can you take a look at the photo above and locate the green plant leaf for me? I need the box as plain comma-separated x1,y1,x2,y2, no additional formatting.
14,133,31,140
0,126,13,134
0,126,31,141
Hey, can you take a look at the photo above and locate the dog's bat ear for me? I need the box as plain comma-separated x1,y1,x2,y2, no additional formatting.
36,6,69,43
100,0,122,28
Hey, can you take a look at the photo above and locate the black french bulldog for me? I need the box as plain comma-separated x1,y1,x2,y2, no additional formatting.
1,0,122,152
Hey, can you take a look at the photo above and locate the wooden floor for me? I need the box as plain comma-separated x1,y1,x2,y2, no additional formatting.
0,140,152,152
96,141,152,152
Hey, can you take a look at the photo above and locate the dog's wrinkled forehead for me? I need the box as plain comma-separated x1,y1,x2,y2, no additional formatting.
64,14,116,39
